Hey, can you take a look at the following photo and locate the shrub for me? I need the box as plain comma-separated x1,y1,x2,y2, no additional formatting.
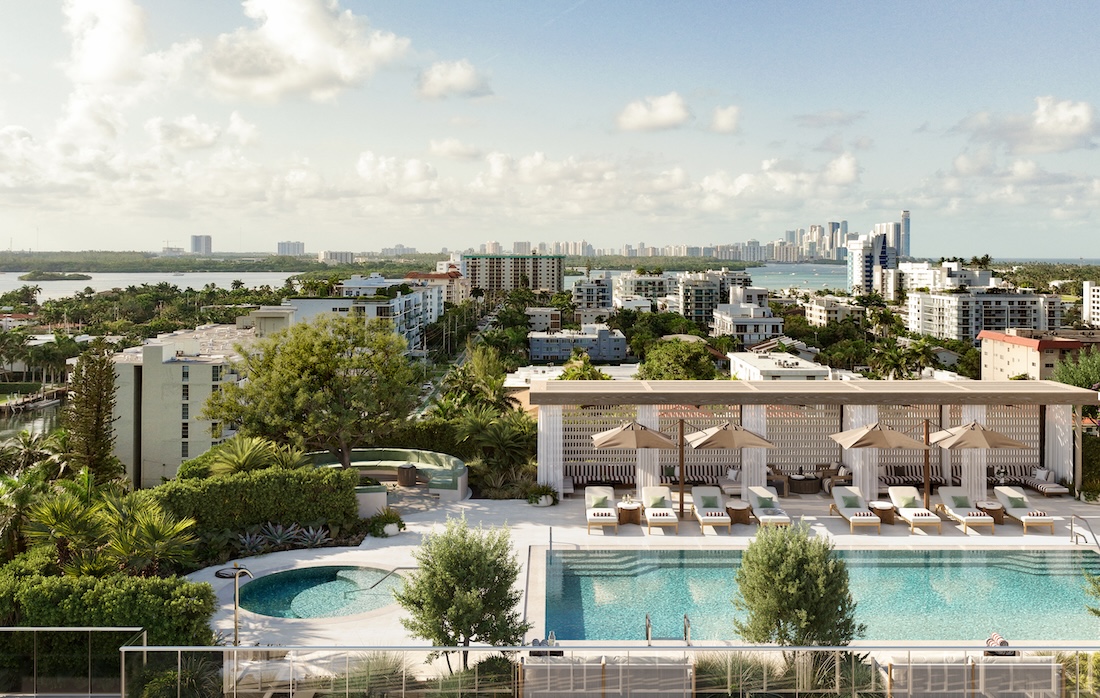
525,483,559,505
1082,434,1100,501
297,526,332,548
367,507,406,538
150,466,359,540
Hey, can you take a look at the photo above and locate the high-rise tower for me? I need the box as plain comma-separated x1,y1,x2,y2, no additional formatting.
901,210,911,257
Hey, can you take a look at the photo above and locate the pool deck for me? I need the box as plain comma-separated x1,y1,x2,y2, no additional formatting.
190,488,1100,647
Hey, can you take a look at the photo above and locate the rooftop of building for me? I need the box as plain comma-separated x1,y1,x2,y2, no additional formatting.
728,351,827,372
112,324,255,364
978,329,1086,350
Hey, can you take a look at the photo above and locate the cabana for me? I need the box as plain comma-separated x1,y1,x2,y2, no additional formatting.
530,380,1098,502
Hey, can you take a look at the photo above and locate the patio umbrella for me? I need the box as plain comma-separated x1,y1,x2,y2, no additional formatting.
929,421,1032,503
591,421,677,449
829,422,930,509
685,421,776,450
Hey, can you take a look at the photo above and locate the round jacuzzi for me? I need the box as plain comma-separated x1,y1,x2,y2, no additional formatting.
239,566,401,619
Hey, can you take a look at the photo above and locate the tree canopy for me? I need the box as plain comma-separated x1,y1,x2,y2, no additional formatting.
558,349,611,380
1053,346,1100,417
61,338,123,482
636,339,717,380
734,524,863,647
203,315,418,466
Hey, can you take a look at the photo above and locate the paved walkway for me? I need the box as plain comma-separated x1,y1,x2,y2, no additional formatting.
189,486,1100,647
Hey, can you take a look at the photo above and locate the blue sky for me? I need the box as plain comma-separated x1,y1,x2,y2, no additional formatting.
1,1,1099,257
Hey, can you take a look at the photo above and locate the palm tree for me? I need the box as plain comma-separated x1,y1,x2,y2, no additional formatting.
209,436,277,475
0,470,45,561
906,337,940,376
107,505,197,577
270,444,310,470
869,343,910,380
25,491,106,569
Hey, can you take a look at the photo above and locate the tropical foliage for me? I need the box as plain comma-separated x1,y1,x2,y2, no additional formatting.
637,339,718,380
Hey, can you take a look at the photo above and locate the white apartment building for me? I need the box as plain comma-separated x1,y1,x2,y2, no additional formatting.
907,289,1062,342
1083,281,1100,326
443,253,564,293
846,233,896,294
112,326,250,487
277,241,305,256
880,261,1001,302
613,271,670,303
318,250,355,265
727,351,831,381
525,307,562,332
614,295,654,312
978,328,1096,380
711,287,784,345
571,273,613,309
803,296,866,327
403,269,471,306
190,235,212,256
674,274,723,327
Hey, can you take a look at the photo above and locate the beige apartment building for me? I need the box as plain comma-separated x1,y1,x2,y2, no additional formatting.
113,325,251,488
978,328,1096,380
803,296,866,327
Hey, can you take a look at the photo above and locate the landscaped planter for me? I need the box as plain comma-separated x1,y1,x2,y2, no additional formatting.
530,495,555,507
355,485,388,518
383,522,401,536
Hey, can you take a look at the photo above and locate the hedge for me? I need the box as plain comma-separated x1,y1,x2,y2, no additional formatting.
150,465,359,536
383,418,468,459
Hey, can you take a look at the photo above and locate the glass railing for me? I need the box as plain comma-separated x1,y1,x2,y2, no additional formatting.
0,627,144,697
118,642,1100,697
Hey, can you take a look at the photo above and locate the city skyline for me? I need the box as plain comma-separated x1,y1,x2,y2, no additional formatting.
1,2,1099,256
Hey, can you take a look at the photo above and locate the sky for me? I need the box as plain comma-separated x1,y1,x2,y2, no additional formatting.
1,1,1099,258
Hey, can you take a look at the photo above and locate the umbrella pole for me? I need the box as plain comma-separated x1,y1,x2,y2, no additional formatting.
923,419,931,509
679,419,686,517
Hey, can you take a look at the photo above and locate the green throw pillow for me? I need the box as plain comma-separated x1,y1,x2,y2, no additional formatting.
591,495,608,508
647,495,667,508
1008,496,1026,509
951,495,970,509
842,495,860,508
899,495,917,508
757,496,774,508
701,495,718,509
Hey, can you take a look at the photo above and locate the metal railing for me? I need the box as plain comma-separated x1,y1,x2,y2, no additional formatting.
644,614,652,646
683,614,691,646
1071,514,1100,552
116,642,1100,698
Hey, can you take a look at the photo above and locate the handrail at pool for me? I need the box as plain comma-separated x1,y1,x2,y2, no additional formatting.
683,614,691,646
645,613,652,646
1070,514,1100,552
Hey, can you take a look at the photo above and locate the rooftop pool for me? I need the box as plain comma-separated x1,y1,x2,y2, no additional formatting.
545,549,1100,642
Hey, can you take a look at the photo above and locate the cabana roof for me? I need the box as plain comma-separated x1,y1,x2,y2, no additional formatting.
528,379,1099,407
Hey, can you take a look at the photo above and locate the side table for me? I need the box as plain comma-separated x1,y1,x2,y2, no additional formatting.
976,500,1004,525
789,476,821,495
616,501,641,525
725,501,752,526
868,501,895,525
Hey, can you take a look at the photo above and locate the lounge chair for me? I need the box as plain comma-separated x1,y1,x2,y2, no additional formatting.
936,486,995,534
691,485,731,534
584,486,618,534
641,486,678,534
747,486,791,527
828,485,880,534
993,485,1055,534
888,486,943,534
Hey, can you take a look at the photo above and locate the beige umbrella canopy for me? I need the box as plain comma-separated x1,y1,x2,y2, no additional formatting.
929,421,1031,450
685,422,776,450
592,421,677,449
829,422,931,450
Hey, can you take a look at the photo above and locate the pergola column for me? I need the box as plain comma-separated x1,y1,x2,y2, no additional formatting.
842,405,879,501
636,404,661,492
1045,404,1073,486
960,405,987,503
741,404,767,501
536,404,563,494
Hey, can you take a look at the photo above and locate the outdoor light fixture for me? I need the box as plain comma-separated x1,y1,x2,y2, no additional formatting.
215,564,253,647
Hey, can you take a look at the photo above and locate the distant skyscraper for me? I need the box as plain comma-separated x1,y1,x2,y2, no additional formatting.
513,241,532,254
190,235,211,255
901,210,911,257
277,241,305,256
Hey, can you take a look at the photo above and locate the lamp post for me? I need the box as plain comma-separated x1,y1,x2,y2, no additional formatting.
215,564,253,647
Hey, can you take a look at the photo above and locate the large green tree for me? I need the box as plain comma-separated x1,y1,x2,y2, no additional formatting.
62,338,122,482
1053,346,1100,417
558,349,611,380
734,524,863,647
394,516,531,671
636,339,717,380
203,316,418,467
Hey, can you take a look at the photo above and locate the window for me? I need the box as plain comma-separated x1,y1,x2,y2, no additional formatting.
181,423,189,439
182,385,189,401
181,365,189,382
212,366,222,382
181,442,189,459
181,404,189,420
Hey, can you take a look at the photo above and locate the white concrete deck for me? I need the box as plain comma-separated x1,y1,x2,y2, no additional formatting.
189,487,1100,647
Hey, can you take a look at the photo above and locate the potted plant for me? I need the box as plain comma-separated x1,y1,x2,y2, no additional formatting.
369,507,407,537
526,483,559,507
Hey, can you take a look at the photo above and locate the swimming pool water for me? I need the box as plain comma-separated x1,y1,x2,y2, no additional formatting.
545,549,1100,642
240,566,401,619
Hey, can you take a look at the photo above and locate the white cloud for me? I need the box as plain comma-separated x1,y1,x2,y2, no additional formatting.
616,92,691,132
417,60,492,99
145,115,220,150
823,153,859,185
710,106,740,134
429,138,482,160
355,151,440,201
63,0,147,85
956,96,1099,154
207,0,410,101
795,110,865,129
226,111,259,146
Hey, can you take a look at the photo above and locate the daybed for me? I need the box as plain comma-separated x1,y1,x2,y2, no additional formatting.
878,464,947,492
949,464,1070,497
828,485,880,534
993,485,1055,534
584,486,618,534
887,486,943,534
641,486,679,534
747,486,791,527
936,486,995,534
717,467,742,497
691,485,731,534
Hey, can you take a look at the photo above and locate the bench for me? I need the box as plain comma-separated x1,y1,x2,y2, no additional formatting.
312,448,469,502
